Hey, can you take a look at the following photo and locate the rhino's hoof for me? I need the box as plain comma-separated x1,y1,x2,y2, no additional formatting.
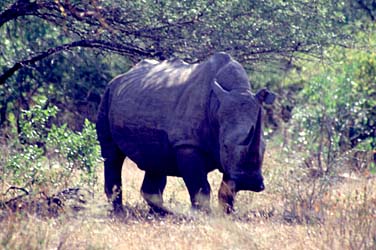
224,206,235,214
148,206,173,217
111,205,129,218
191,204,211,214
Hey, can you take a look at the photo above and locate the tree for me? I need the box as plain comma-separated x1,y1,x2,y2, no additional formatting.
0,0,361,127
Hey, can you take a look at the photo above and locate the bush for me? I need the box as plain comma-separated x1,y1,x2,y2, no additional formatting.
3,98,101,195
286,50,376,175
46,119,100,187
278,50,376,224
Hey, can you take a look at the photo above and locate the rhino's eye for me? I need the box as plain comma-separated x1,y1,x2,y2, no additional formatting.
239,127,254,146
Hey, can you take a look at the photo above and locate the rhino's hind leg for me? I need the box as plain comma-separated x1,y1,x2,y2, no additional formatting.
141,172,171,216
104,146,125,214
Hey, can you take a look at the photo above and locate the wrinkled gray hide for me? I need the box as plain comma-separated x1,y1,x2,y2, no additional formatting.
96,52,275,214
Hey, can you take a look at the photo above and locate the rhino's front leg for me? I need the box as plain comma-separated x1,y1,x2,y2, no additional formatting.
175,146,211,212
218,177,237,214
141,172,172,216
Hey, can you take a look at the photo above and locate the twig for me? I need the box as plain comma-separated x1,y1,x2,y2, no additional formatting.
4,186,29,196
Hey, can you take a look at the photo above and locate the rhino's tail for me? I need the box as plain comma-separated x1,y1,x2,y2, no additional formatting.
96,87,113,158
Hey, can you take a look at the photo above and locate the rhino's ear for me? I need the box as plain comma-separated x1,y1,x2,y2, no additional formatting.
255,88,276,105
212,80,230,98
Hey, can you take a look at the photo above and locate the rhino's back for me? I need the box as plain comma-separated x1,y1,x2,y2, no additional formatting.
110,59,210,137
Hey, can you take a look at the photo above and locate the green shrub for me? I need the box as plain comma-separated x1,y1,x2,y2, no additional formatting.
46,119,100,187
286,50,376,175
3,99,101,193
279,50,376,224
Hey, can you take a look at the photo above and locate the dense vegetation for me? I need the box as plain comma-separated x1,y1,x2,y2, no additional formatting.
1,0,372,128
0,1,375,249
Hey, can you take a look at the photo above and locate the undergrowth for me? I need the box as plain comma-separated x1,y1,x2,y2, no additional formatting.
0,97,375,249
1,99,101,216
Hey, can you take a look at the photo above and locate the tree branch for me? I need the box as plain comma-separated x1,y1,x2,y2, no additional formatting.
0,0,40,28
355,0,375,21
0,39,155,85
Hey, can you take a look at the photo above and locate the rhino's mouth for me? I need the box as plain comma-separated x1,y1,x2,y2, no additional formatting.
225,171,265,192
235,177,265,192
218,172,264,214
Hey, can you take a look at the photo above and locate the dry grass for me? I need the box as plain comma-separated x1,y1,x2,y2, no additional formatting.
1,148,375,250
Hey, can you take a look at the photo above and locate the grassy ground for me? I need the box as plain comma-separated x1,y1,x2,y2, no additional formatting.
1,147,375,250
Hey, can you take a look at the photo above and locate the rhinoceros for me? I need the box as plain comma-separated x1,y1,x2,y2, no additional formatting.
96,52,275,214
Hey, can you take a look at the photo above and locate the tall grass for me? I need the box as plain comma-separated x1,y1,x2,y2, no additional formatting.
1,146,375,250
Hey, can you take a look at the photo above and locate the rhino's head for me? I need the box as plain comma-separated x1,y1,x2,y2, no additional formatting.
211,80,275,212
